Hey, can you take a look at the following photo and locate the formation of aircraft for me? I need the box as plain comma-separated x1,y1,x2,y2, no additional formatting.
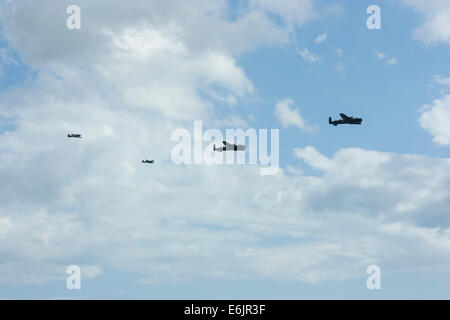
213,141,245,152
67,113,362,163
329,113,362,126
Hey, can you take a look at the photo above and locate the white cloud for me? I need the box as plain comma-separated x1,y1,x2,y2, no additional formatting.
251,0,317,27
292,147,450,224
274,98,319,132
386,57,398,65
375,51,398,65
1,116,450,284
0,0,323,285
206,115,249,128
285,165,304,176
314,33,327,44
294,146,332,171
0,0,301,68
296,48,319,63
398,0,450,44
375,51,388,60
433,74,450,86
419,94,450,145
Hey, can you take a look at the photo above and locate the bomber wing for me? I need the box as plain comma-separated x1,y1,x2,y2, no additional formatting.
223,141,235,148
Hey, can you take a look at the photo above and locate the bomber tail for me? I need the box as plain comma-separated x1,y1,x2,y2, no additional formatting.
328,117,332,124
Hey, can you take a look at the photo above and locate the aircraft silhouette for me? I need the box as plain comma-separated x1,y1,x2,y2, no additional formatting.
329,113,362,126
67,134,82,138
142,160,155,164
213,141,245,152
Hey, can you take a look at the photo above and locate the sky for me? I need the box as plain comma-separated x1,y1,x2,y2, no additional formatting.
0,0,450,299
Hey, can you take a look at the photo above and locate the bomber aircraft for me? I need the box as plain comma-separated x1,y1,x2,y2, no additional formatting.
213,141,245,152
67,134,82,138
329,113,362,126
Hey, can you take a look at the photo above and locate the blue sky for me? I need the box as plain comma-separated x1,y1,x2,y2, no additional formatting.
0,0,450,299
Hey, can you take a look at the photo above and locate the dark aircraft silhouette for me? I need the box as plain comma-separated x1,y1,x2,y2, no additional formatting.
213,141,245,152
67,134,82,138
329,113,362,126
142,160,154,164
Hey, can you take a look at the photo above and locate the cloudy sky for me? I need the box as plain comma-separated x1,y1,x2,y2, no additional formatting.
0,0,450,299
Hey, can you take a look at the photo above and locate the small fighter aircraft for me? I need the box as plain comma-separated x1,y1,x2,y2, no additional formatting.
329,113,362,126
67,134,82,138
142,160,155,164
213,141,245,152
